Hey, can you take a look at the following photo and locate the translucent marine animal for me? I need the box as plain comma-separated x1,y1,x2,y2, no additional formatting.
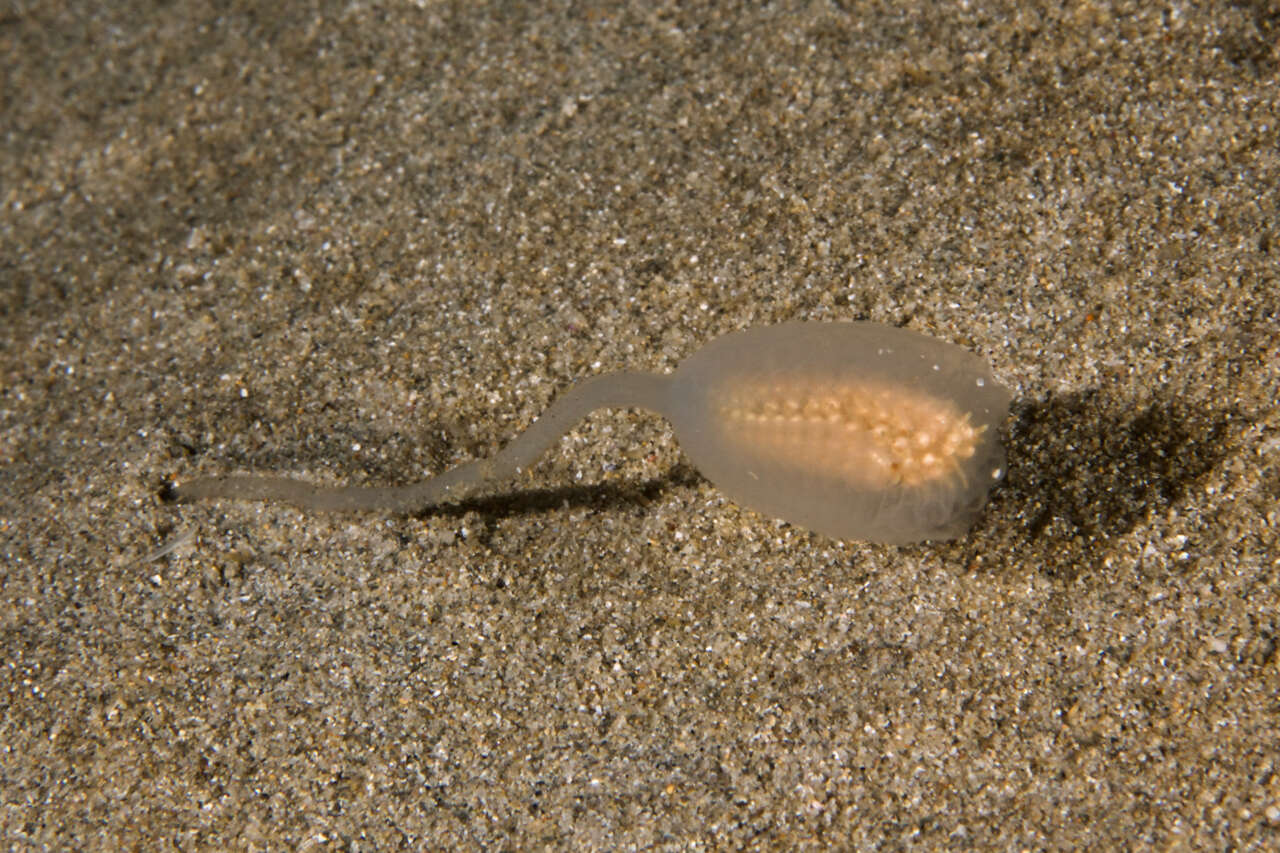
172,321,1012,544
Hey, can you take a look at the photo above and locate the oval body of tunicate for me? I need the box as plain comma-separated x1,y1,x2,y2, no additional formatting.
666,322,1011,544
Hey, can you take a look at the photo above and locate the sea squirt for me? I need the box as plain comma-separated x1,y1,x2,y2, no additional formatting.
173,321,1012,544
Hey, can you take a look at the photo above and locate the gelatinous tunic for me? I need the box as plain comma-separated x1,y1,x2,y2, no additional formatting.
665,322,1011,544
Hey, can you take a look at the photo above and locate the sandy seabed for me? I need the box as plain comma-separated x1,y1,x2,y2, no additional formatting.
2,1,1278,848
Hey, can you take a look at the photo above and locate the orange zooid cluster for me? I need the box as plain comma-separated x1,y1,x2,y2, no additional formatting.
716,376,983,489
